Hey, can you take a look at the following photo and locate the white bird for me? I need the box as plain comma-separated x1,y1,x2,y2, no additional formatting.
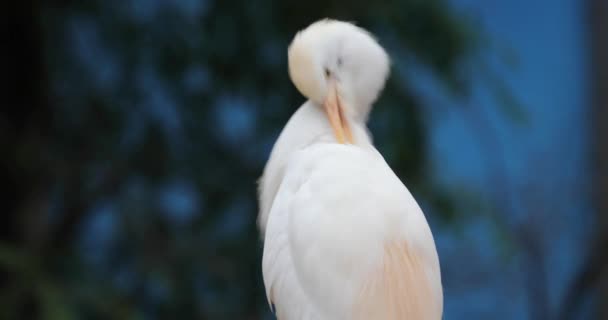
258,19,443,320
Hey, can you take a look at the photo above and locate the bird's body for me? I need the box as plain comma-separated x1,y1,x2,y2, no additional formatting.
258,19,443,319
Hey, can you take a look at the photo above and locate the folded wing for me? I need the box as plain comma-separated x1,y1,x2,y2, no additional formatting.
263,143,442,320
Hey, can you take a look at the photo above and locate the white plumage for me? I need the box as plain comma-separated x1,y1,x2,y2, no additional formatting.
258,19,443,320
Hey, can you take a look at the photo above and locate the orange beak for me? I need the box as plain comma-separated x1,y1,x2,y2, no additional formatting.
323,79,353,144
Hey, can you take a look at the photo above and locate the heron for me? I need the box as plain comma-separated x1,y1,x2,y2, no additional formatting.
258,19,443,320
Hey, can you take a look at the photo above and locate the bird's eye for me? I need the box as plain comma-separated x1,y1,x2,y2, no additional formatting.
324,68,330,78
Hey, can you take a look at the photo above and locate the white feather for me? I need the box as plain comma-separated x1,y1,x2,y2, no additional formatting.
258,19,443,319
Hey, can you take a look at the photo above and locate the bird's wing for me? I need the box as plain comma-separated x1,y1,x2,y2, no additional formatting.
262,167,322,320
263,143,442,320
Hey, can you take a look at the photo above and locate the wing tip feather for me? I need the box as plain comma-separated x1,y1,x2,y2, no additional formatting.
355,241,442,320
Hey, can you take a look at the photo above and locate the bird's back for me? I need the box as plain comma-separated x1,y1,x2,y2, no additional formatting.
262,143,443,320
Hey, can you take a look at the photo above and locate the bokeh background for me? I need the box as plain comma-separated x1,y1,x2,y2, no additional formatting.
3,0,607,319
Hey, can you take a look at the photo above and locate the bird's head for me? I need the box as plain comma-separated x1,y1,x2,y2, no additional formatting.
288,19,390,144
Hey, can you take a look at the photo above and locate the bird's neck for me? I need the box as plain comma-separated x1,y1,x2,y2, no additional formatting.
258,101,374,232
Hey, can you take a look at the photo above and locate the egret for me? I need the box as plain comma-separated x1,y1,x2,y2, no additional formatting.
258,19,443,320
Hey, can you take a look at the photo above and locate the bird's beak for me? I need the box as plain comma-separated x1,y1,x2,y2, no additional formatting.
324,79,353,144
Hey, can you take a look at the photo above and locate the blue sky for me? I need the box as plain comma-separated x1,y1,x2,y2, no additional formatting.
429,0,593,318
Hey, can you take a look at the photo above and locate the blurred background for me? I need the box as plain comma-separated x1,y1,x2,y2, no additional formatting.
3,0,606,319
